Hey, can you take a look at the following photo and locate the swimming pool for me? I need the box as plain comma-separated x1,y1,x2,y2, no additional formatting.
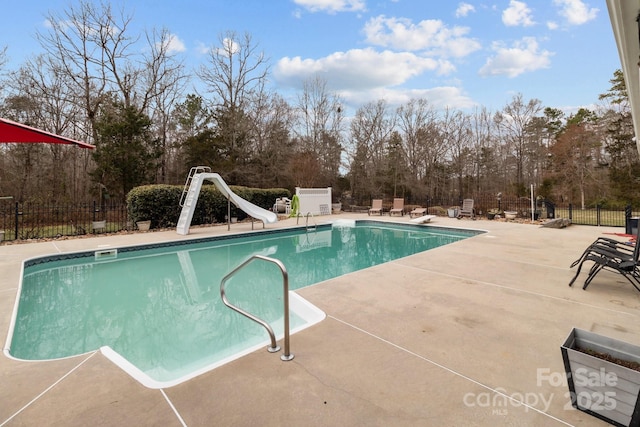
5,220,481,387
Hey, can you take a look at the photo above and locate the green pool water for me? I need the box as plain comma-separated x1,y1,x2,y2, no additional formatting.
7,220,478,386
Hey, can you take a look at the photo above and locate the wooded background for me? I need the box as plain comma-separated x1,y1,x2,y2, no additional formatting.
0,1,638,209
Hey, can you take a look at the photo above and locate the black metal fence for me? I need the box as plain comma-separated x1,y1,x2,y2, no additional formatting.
417,195,634,228
345,194,637,229
0,196,637,242
0,201,130,241
416,196,640,229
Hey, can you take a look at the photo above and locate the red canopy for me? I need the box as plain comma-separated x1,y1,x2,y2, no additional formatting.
0,117,95,149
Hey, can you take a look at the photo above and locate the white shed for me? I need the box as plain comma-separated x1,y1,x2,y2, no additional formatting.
295,187,332,216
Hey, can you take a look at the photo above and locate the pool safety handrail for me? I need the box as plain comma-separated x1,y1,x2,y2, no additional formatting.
297,211,317,231
219,255,294,361
306,212,317,232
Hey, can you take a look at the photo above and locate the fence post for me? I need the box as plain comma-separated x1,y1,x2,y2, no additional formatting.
596,204,601,226
14,202,19,240
568,203,573,221
625,205,632,234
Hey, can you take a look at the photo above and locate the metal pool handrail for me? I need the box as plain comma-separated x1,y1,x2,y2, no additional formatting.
219,255,294,361
296,211,316,231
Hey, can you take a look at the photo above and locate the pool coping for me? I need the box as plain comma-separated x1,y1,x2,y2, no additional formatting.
4,219,480,388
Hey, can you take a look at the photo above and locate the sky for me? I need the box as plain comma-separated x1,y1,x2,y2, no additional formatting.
1,0,621,116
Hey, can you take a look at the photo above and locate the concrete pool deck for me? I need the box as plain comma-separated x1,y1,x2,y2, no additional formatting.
1,214,638,426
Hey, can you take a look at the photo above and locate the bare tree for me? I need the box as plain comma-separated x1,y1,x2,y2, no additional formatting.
0,46,7,71
296,76,344,186
196,31,269,182
469,106,498,195
246,90,295,187
37,1,137,140
3,55,91,203
37,2,186,142
396,99,442,200
198,31,268,110
349,99,394,201
441,108,473,199
144,28,188,183
494,93,542,195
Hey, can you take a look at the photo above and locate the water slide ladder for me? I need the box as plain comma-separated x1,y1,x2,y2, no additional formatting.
220,255,294,361
176,166,211,235
177,167,277,235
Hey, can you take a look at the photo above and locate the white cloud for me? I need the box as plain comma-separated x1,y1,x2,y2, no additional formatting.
220,38,240,56
553,0,598,25
163,34,186,54
195,42,209,55
341,86,476,110
479,37,553,78
293,0,366,14
274,48,455,91
455,3,476,18
546,21,559,30
363,15,481,58
197,38,240,57
502,0,535,27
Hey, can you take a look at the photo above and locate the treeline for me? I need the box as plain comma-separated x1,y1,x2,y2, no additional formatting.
0,1,638,209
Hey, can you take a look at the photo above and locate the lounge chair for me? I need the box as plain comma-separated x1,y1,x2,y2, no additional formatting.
569,229,640,291
369,199,383,216
569,236,634,269
574,245,640,291
389,198,405,216
409,207,427,218
457,199,475,219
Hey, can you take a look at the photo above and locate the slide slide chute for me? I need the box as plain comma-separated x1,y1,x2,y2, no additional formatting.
176,169,277,235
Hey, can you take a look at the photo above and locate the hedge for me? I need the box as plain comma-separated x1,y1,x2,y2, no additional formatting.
126,184,291,229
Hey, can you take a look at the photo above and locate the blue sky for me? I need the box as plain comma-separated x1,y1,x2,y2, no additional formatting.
2,0,619,115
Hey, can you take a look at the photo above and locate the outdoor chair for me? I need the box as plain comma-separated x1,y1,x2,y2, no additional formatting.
272,197,291,215
569,236,634,269
457,199,475,219
409,207,427,218
569,229,640,291
389,198,405,216
369,199,383,216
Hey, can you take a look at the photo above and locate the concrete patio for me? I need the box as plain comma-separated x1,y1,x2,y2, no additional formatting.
1,213,638,426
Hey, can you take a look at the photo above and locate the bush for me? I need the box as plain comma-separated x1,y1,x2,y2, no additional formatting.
428,206,447,216
126,185,182,228
126,184,291,229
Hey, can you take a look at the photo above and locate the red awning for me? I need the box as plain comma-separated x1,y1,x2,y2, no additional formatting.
0,117,95,149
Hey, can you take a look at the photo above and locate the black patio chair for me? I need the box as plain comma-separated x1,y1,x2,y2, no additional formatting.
569,236,634,269
568,230,640,291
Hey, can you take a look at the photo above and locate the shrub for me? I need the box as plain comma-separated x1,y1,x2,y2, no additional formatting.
126,185,182,228
126,184,291,229
428,206,447,216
